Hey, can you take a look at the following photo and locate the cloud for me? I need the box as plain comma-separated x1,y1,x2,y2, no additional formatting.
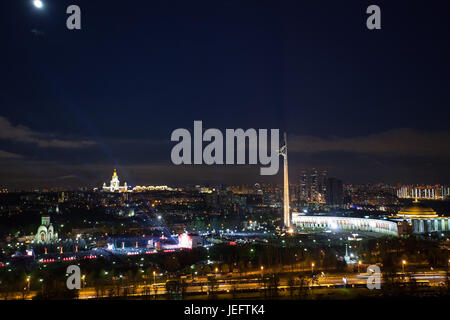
0,116,96,148
289,128,450,157
56,175,77,180
0,150,23,159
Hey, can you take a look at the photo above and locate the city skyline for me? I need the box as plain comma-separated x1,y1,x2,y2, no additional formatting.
1,0,450,307
1,1,450,187
2,164,450,191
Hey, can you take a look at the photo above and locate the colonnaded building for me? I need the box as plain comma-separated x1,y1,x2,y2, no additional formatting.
291,199,450,237
291,214,399,236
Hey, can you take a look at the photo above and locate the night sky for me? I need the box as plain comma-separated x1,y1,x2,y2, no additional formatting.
1,0,450,189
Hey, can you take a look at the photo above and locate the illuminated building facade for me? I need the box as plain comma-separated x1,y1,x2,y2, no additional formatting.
391,200,450,234
397,185,450,200
311,169,319,202
178,233,203,249
132,185,175,192
291,214,398,236
102,169,128,192
36,216,58,244
298,168,328,203
300,170,308,201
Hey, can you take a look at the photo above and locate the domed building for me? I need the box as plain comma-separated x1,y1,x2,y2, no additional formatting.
391,199,449,234
397,202,438,219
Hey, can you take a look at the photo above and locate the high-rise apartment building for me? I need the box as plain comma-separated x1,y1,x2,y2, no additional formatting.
299,168,328,203
326,178,343,207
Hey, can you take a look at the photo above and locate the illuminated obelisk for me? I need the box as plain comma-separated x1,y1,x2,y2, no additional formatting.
280,132,291,230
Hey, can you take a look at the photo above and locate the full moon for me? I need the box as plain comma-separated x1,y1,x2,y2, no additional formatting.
33,0,43,9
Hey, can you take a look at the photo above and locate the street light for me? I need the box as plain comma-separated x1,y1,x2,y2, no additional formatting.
402,260,407,273
26,276,31,294
311,262,315,273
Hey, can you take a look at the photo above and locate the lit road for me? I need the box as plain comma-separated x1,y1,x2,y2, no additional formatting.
4,270,447,300
75,270,447,299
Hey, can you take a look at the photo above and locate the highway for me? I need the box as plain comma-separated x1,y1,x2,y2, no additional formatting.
76,270,448,299
5,270,447,300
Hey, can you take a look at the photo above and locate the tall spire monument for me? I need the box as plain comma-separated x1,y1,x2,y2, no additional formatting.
280,132,291,231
